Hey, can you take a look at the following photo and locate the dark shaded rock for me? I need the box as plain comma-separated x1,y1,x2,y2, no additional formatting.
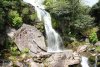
0,59,13,67
0,33,6,50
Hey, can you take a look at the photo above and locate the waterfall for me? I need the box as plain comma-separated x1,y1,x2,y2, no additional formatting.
81,56,89,67
23,0,63,52
94,55,97,67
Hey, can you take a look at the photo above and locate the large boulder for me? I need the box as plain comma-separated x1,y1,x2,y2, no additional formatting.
43,50,80,67
7,24,46,55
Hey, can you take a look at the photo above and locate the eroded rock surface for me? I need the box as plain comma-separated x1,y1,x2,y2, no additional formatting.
7,24,46,56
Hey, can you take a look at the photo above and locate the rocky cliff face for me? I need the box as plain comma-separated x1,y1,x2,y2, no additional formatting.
6,23,81,67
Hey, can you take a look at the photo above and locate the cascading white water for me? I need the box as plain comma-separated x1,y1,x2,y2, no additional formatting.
23,0,63,52
81,56,89,67
95,55,97,67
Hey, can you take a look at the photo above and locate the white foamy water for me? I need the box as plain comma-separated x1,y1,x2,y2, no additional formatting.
23,0,63,52
81,56,89,67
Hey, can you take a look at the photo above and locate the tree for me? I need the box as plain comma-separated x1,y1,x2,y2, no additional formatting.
44,0,94,38
0,0,37,30
90,0,100,26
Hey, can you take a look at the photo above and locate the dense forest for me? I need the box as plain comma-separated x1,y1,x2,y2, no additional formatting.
0,0,100,67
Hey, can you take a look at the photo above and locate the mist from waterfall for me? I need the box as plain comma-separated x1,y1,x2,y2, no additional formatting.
81,56,89,67
23,0,63,52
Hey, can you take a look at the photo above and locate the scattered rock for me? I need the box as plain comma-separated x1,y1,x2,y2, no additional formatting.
26,58,40,67
6,27,16,39
14,61,24,67
0,59,13,67
44,50,80,67
73,52,80,60
95,41,100,46
77,45,89,53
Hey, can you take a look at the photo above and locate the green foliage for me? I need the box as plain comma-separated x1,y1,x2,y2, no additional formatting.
45,0,94,39
22,8,29,15
95,46,100,52
89,32,98,43
52,18,59,29
29,13,37,21
10,46,21,56
0,0,38,59
44,0,70,16
90,0,100,25
12,17,22,26
0,0,37,29
35,22,44,32
0,8,5,30
73,15,94,30
89,56,95,63
0,0,99,60
22,48,29,53
89,28,98,43
9,10,22,27
5,40,20,56
71,40,85,47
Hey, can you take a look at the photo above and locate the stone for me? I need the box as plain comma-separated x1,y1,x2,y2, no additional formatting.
8,24,46,56
0,59,13,67
73,52,80,60
95,41,100,46
14,61,24,67
26,58,40,67
6,24,81,67
44,50,80,67
6,27,16,39
7,50,80,67
77,45,89,53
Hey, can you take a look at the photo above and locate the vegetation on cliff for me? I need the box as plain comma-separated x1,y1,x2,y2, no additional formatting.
0,0,100,65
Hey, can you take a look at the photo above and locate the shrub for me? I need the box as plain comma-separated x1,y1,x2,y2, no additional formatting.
8,10,22,27
89,28,98,43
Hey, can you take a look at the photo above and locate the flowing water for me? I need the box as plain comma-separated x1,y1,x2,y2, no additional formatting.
95,55,97,67
23,0,63,52
18,0,99,66
81,56,89,67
